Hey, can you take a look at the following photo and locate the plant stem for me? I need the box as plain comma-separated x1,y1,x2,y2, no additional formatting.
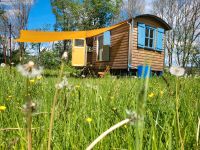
86,118,130,150
197,117,200,148
175,77,184,150
47,61,64,150
26,77,32,150
27,108,32,150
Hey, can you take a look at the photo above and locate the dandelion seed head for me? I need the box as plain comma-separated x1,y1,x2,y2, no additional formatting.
62,51,68,60
55,76,68,89
17,61,43,78
1,63,6,67
170,66,185,77
22,101,37,113
126,109,141,125
81,74,86,78
55,83,64,89
27,61,34,68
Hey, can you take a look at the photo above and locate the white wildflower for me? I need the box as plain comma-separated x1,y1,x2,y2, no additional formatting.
17,61,43,78
11,62,15,65
184,73,188,78
169,66,185,77
62,51,68,60
194,75,199,78
1,63,6,67
81,74,86,78
55,76,68,89
85,83,98,90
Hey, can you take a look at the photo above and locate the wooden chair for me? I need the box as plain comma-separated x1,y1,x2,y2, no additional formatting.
98,66,110,78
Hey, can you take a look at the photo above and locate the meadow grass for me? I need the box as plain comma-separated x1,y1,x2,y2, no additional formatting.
0,67,199,149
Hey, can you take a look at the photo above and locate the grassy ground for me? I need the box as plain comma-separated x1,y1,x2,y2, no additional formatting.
0,67,199,149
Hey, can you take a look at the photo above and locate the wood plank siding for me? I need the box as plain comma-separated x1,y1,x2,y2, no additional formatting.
131,18,165,71
91,23,129,69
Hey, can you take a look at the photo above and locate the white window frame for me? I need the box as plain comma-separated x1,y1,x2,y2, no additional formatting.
97,34,103,61
74,39,85,48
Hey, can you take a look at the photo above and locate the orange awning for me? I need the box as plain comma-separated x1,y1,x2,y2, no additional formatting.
16,22,126,43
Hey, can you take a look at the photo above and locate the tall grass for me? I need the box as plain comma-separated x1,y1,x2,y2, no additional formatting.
0,67,199,149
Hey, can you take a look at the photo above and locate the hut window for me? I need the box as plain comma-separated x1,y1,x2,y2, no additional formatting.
74,39,84,47
145,26,155,49
138,22,164,51
97,34,110,61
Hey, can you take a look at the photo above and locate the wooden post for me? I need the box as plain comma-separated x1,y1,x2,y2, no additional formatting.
9,23,12,64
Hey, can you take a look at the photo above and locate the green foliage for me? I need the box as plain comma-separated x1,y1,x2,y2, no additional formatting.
80,0,122,30
51,0,122,31
39,50,61,69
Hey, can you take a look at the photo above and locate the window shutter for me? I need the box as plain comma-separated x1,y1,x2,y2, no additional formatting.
137,23,145,48
103,31,111,46
156,28,164,51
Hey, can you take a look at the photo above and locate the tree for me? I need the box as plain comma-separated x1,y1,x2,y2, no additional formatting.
121,0,145,19
0,6,9,64
8,0,34,62
79,0,122,29
152,0,200,67
52,0,122,30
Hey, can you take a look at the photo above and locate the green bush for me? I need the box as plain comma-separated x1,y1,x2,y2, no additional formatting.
38,50,61,69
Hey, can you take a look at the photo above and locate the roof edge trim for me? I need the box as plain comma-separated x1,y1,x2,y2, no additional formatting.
134,14,172,30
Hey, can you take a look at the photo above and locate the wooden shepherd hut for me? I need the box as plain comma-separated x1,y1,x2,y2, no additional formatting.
16,14,171,75
71,14,171,74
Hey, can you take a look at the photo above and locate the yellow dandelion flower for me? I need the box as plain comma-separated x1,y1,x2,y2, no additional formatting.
148,92,154,98
0,106,6,111
8,95,12,98
112,107,117,111
36,75,42,80
75,85,80,88
110,96,114,100
86,117,92,123
160,90,164,96
29,79,35,84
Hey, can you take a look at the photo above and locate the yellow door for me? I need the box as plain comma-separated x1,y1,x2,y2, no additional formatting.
72,39,87,66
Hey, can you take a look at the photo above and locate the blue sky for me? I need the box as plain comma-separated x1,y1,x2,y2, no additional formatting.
28,0,56,30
